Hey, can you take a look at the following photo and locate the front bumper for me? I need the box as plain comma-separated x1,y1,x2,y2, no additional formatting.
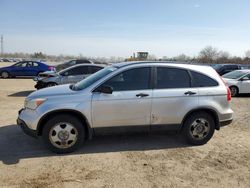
17,117,38,138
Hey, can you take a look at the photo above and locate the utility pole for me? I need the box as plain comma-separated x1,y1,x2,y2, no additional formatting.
0,35,3,55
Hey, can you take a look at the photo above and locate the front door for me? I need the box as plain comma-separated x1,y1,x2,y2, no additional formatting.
240,74,250,93
92,67,152,128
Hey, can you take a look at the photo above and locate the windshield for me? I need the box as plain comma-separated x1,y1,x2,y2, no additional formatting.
213,64,223,70
223,70,247,79
71,66,117,90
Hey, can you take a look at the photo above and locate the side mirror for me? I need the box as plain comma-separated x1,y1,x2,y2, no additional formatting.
95,85,113,94
241,77,249,81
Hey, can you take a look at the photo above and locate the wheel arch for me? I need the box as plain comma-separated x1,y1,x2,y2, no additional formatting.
37,109,93,139
180,108,220,131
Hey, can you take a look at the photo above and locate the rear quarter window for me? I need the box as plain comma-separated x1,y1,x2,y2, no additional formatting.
191,71,218,87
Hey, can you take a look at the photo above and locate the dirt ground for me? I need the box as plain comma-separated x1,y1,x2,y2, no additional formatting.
0,63,250,188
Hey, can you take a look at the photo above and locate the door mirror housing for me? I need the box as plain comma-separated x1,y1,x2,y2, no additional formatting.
95,85,113,94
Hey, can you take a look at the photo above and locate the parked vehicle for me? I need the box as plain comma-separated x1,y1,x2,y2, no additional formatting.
55,59,94,71
213,64,241,75
222,69,250,96
17,61,233,153
0,61,55,78
34,64,105,89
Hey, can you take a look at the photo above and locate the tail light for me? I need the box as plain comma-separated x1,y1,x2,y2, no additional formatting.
226,86,231,101
48,66,55,71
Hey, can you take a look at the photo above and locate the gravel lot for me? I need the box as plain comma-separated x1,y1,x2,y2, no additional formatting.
0,63,250,188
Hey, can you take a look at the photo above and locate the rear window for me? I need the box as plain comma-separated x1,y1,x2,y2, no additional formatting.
191,71,218,87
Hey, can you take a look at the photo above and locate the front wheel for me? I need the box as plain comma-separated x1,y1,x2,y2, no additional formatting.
42,114,85,153
1,71,9,78
182,112,215,145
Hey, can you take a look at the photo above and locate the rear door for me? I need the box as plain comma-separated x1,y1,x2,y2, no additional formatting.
151,66,198,127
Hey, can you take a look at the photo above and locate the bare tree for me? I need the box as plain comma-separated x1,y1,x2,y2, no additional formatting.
199,46,219,64
173,54,191,61
245,50,250,58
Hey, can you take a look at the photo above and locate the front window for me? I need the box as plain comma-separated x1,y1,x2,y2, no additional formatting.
223,70,248,80
103,67,151,91
72,66,117,90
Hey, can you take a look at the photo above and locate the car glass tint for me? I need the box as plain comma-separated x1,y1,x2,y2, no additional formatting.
90,66,103,73
156,67,190,89
104,67,150,91
191,71,218,87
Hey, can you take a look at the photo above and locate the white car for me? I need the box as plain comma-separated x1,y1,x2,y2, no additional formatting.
223,69,250,96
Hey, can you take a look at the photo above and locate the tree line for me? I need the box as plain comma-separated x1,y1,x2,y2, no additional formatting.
1,46,250,64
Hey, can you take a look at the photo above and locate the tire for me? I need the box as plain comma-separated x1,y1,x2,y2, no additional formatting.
182,112,215,145
230,86,238,97
46,82,57,88
42,114,85,153
1,71,9,78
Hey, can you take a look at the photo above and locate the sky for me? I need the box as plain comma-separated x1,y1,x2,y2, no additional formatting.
1,0,250,58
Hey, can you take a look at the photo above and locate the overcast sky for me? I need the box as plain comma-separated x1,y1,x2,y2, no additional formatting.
1,0,250,58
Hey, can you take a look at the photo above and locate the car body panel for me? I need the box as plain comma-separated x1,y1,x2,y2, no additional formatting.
18,61,233,136
0,61,54,77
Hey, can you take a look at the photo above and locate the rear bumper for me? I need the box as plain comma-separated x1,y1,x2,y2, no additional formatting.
17,117,38,138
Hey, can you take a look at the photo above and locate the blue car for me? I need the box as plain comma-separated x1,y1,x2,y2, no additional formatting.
0,61,55,78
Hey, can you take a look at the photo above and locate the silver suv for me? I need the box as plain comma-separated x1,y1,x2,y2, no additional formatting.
17,61,233,153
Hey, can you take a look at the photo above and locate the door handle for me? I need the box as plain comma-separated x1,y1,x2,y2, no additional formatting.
184,91,197,95
136,93,149,98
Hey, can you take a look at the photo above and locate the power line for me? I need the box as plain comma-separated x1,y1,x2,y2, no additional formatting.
0,35,3,54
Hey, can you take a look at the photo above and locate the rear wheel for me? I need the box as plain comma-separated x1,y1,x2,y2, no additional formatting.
183,112,215,145
42,114,85,153
230,86,238,97
1,71,9,78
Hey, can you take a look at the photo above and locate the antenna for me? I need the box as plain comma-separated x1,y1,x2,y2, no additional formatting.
0,35,3,54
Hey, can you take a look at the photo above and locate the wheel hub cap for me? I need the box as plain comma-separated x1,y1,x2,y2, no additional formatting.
49,122,78,149
190,118,210,140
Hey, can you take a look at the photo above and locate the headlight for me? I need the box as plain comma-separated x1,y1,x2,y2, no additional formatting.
25,98,47,110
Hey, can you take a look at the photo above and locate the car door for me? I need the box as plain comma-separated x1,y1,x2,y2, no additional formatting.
60,67,78,84
240,73,250,93
92,67,152,128
151,66,198,128
24,61,36,76
12,62,27,76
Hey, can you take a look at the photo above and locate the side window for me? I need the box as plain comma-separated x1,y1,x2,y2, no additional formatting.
65,67,79,76
156,67,190,89
68,60,76,66
90,66,103,74
103,67,151,91
191,71,218,87
77,66,91,74
33,62,39,67
26,62,33,67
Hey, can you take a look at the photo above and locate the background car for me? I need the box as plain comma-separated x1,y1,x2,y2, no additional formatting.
222,69,250,96
55,59,94,71
34,64,105,89
0,61,55,78
213,64,241,75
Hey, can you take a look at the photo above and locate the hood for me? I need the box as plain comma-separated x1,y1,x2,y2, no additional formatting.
222,78,238,86
38,71,58,77
27,84,77,99
0,65,11,70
